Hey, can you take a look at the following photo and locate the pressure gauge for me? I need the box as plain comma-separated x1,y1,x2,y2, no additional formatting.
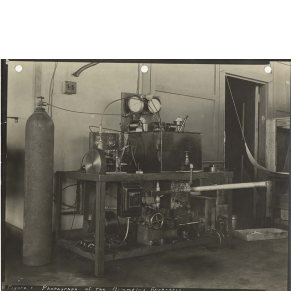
127,96,144,113
148,97,162,114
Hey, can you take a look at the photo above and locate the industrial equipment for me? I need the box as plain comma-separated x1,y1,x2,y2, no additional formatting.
89,132,119,172
84,148,106,174
23,97,54,266
120,92,162,133
124,131,202,173
117,184,142,217
49,90,279,278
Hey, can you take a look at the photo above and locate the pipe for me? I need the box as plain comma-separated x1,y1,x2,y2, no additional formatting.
191,181,268,192
72,62,99,77
179,221,200,226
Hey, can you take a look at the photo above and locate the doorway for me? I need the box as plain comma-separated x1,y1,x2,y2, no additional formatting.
225,76,266,229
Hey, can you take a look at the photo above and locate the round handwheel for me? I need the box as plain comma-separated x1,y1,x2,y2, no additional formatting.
150,213,164,229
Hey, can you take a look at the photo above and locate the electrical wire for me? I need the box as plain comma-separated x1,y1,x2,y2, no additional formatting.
48,62,58,117
61,185,78,210
106,192,117,200
62,184,77,192
46,95,161,132
112,217,130,247
100,95,137,128
50,62,58,117
45,103,121,116
226,76,246,143
53,184,78,209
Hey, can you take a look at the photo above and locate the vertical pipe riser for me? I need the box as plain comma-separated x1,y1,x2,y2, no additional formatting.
23,107,54,266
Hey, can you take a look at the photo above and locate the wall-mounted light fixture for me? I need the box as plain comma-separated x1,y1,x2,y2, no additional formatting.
264,65,272,74
15,65,23,72
141,65,148,73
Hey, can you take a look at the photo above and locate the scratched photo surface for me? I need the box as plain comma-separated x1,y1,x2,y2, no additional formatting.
3,61,290,291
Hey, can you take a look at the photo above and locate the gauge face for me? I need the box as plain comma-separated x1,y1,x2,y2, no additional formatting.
128,96,144,113
149,97,162,113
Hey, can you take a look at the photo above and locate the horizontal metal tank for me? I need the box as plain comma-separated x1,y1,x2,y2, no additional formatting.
23,103,54,266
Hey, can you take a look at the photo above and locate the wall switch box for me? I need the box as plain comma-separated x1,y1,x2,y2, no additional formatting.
63,81,77,94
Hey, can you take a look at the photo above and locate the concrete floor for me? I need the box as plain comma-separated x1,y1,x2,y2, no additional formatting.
3,237,288,290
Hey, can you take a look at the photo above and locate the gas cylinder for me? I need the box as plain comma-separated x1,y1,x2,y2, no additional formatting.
23,98,54,266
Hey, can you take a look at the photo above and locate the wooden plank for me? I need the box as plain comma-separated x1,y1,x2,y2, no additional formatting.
58,239,94,261
266,119,277,172
82,181,90,228
102,172,233,182
265,81,276,172
56,171,233,183
94,181,105,277
55,177,62,249
274,223,288,231
233,228,287,241
258,85,267,167
118,238,210,261
56,171,99,181
227,177,233,238
266,180,275,223
59,237,211,263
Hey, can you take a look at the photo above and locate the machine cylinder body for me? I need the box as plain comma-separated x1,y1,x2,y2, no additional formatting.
23,107,54,266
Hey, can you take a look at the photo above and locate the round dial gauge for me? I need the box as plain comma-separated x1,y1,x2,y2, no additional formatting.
148,97,162,113
128,96,144,113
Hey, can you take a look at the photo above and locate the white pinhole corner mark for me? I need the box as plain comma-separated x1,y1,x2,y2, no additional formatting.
141,65,148,73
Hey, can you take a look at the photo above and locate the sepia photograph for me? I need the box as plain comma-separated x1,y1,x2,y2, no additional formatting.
1,60,290,291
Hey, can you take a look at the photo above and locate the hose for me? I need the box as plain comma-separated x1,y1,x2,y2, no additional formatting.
112,217,130,247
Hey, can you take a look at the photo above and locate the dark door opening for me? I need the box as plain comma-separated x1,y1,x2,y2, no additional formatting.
225,76,265,229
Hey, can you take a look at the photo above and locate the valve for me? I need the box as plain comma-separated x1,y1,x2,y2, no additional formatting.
37,96,46,107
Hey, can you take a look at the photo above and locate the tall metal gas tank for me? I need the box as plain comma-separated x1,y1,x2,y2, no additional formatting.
23,104,54,266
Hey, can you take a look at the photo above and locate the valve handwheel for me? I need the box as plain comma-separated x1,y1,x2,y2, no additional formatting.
150,213,164,229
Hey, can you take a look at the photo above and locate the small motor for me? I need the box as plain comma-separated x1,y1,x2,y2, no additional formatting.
89,132,120,172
